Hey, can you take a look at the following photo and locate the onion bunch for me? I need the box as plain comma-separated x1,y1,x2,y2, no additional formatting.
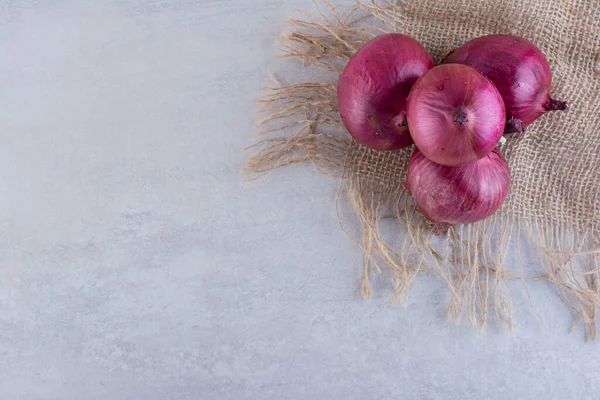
337,33,567,228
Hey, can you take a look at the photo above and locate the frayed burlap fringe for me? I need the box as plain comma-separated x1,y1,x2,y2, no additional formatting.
245,0,600,339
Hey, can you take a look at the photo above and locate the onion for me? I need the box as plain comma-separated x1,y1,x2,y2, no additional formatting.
337,33,434,150
442,35,568,133
406,64,505,166
406,147,511,228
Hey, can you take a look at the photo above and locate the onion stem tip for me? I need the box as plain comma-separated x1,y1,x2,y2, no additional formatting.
545,98,568,111
505,117,525,133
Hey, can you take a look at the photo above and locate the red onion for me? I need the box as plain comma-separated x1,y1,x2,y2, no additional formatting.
406,148,511,228
337,34,434,150
443,35,567,133
406,64,505,166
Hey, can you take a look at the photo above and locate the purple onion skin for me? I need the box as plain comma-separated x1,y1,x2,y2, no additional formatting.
406,148,511,227
442,35,567,133
338,34,434,150
406,64,505,166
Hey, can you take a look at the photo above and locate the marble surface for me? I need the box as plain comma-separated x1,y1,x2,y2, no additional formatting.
0,1,599,399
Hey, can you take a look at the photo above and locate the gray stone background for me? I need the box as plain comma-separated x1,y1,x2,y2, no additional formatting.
0,0,598,399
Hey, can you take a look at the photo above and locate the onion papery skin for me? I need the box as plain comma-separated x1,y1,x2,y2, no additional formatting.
406,148,511,228
337,34,434,150
442,35,567,133
406,64,505,166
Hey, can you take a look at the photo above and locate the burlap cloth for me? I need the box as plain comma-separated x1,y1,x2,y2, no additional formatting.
247,0,600,338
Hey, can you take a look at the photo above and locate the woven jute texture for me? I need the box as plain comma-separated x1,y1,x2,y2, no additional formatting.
246,0,600,338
